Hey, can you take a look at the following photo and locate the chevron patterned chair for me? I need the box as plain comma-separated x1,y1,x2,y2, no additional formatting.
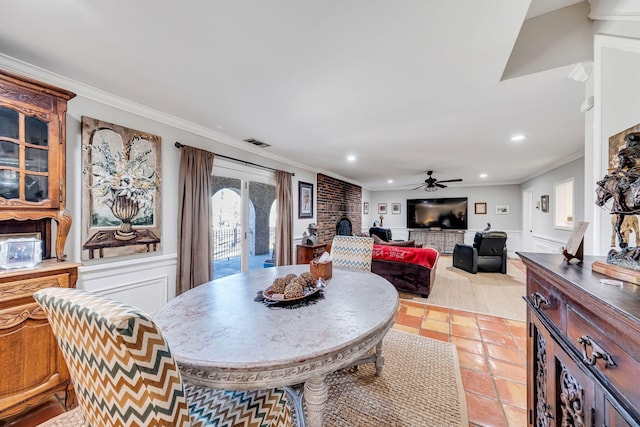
33,287,292,427
330,235,375,271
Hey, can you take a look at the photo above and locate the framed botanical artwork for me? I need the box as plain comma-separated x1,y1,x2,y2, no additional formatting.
81,117,162,260
474,202,487,214
391,203,401,214
298,182,314,218
363,202,369,214
495,204,510,215
378,203,387,214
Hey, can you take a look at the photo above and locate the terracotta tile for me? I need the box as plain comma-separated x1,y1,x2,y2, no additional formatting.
425,308,450,323
419,329,449,342
421,318,449,334
476,313,506,323
450,312,478,327
478,318,510,334
457,349,489,372
392,324,419,334
450,336,484,355
3,399,65,427
405,305,426,317
488,359,527,384
465,393,507,427
503,403,527,426
484,343,525,365
400,299,428,309
481,329,517,347
513,335,527,352
460,368,497,399
494,378,527,409
451,323,482,340
505,320,527,335
395,313,422,329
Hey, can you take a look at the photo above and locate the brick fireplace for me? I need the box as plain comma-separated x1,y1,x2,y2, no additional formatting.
316,173,362,243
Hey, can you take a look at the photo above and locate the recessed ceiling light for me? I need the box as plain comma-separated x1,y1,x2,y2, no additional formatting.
510,134,526,142
479,173,488,178
387,179,393,184
347,155,356,162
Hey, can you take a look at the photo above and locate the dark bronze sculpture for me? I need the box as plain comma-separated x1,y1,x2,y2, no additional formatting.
596,132,640,268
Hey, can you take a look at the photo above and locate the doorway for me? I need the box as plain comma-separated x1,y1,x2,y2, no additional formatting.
522,189,534,251
212,160,276,279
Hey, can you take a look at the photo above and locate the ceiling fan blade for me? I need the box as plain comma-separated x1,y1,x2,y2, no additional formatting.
436,178,463,184
412,183,427,190
436,183,447,188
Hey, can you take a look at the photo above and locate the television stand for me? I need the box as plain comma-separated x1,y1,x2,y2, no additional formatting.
408,229,464,253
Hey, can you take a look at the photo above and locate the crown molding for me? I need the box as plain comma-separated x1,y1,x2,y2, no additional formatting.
0,53,319,175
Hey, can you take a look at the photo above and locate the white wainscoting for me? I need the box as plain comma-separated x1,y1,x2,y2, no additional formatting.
531,234,565,254
78,254,177,314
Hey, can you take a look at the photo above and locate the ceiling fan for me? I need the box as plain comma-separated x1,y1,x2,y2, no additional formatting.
412,170,463,191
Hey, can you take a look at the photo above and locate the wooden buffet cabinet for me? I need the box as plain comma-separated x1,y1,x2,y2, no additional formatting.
0,261,79,417
519,252,640,427
296,243,327,264
0,71,78,418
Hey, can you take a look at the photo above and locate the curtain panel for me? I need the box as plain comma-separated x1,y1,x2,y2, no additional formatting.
176,146,214,295
275,171,293,266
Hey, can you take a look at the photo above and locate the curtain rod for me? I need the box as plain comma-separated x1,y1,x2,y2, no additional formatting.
174,141,294,176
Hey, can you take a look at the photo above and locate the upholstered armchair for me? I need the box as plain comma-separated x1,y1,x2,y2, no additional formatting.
369,227,392,242
33,288,292,427
330,235,375,271
452,231,508,274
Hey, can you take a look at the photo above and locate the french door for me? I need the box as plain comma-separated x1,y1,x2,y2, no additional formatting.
212,159,276,279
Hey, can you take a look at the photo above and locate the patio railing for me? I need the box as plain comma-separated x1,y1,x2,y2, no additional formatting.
213,227,275,260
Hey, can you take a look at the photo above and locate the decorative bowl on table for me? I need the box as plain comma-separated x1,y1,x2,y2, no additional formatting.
263,272,320,302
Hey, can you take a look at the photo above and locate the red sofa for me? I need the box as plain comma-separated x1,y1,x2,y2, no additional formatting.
371,244,439,297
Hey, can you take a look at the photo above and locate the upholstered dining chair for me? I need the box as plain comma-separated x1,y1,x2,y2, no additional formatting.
330,235,375,272
33,287,292,427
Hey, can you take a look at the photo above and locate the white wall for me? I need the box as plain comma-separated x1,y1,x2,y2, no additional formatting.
591,33,640,256
520,157,585,254
368,184,523,255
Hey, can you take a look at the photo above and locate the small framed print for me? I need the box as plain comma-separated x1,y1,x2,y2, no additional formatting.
298,182,314,219
474,202,487,215
541,195,549,213
391,203,401,214
378,203,387,214
363,201,369,214
0,237,42,269
495,204,510,215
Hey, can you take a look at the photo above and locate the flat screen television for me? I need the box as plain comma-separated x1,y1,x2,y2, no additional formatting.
406,198,468,230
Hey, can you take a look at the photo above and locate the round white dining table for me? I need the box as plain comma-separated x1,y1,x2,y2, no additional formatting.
154,265,399,427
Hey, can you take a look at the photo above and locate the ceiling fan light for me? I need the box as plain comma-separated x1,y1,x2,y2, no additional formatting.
424,186,437,192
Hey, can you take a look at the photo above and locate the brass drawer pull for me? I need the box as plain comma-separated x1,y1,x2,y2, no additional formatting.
530,292,550,309
577,336,616,368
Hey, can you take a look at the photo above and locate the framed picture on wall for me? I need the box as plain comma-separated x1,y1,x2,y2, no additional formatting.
495,204,510,215
298,182,314,218
541,195,549,213
363,202,369,214
378,203,387,214
391,203,401,214
474,202,487,215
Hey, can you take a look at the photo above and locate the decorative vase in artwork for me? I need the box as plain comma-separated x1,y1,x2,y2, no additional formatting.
109,189,140,241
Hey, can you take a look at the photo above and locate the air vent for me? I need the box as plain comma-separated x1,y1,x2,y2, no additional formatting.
243,138,271,148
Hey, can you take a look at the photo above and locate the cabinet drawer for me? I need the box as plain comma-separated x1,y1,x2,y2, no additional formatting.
0,273,69,304
527,273,564,332
566,305,640,409
0,302,46,329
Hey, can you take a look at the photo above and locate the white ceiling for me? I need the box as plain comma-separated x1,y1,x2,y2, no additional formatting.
0,0,590,191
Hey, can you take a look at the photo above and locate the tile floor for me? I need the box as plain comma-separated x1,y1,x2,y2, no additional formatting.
393,300,527,427
4,303,528,427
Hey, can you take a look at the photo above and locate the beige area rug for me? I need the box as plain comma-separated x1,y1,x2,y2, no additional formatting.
302,329,468,427
402,255,527,321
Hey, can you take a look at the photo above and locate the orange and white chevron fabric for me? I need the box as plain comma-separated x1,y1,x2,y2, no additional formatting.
34,288,292,427
330,236,375,271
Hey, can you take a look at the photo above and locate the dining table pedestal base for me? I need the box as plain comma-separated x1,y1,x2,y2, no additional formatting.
304,375,327,427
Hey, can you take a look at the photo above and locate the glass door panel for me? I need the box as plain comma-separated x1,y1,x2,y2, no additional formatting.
212,163,276,279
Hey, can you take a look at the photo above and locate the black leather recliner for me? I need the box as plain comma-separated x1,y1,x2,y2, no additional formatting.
452,231,508,274
369,227,392,242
